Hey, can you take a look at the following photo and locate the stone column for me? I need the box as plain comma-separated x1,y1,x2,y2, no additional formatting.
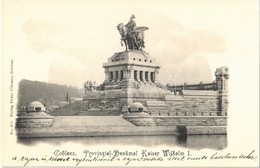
150,72,154,83
115,71,119,83
127,66,135,89
215,67,229,116
123,69,127,80
120,70,124,81
136,70,140,83
109,71,113,83
129,68,134,80
140,71,144,83
154,68,159,83
215,67,229,92
104,68,109,82
125,66,134,80
112,71,116,83
148,71,153,85
147,71,151,83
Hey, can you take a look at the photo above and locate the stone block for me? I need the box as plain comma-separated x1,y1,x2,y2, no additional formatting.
192,90,218,95
159,109,169,113
150,112,159,116
169,107,175,111
121,105,129,113
191,105,199,108
164,95,184,101
146,101,167,107
87,108,102,112
159,112,169,116
215,117,227,126
203,112,210,116
185,112,194,116
195,112,202,116
124,116,228,127
210,112,218,116
169,112,176,116
124,112,150,117
177,112,186,116
173,103,182,107
186,126,227,135
16,112,54,128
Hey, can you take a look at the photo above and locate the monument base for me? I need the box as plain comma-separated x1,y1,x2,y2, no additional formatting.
16,112,54,128
83,85,171,114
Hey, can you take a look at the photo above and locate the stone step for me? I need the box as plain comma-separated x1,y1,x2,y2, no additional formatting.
159,112,169,116
148,107,168,110
164,95,184,101
150,112,160,116
146,100,167,107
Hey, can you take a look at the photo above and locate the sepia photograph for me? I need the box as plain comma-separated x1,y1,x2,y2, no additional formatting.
1,0,259,167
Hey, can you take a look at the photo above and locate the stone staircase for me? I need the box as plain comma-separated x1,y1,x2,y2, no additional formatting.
51,100,121,116
51,101,87,116
146,100,169,116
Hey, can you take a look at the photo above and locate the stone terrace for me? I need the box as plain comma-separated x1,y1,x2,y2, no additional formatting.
16,116,178,138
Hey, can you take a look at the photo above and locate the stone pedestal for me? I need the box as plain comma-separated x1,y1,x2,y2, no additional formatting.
215,66,229,116
84,51,171,114
16,112,54,128
123,102,150,117
16,101,54,128
102,51,161,89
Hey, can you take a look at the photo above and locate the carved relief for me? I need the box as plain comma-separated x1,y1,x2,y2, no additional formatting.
88,99,121,111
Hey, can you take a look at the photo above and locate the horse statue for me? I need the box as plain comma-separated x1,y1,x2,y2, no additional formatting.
84,81,101,93
117,23,148,51
84,80,95,93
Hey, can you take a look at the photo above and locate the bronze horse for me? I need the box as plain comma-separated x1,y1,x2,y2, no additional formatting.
117,23,148,51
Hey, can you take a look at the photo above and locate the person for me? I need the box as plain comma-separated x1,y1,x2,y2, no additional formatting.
125,15,139,50
125,15,136,32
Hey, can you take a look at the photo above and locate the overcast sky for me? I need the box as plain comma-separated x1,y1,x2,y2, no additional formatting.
3,0,258,88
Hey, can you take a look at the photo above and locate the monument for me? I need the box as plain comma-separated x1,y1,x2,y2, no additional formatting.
16,101,54,128
83,16,228,134
83,15,172,115
16,15,228,137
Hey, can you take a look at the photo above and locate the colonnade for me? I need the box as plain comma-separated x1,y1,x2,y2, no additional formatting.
133,70,155,83
105,68,158,84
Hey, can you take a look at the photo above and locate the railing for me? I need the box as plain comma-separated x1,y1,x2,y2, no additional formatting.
167,81,217,93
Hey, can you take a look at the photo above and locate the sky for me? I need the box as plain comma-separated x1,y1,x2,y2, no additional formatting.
2,0,258,88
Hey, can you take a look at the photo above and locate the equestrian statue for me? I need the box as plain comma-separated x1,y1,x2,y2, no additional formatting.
117,15,149,51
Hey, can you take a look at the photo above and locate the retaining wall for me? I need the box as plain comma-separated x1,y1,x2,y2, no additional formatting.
123,116,227,126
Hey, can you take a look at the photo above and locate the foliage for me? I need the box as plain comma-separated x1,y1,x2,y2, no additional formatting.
17,79,83,108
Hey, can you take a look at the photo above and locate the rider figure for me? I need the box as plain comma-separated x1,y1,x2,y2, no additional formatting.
125,15,139,49
125,15,136,33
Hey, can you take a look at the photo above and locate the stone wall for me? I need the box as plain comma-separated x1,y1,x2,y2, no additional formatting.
16,112,54,128
123,116,227,126
147,90,228,117
186,126,227,135
82,89,228,117
83,86,170,114
123,89,228,135
167,90,224,116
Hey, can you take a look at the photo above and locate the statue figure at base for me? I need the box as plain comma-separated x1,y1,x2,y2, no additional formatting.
117,15,149,51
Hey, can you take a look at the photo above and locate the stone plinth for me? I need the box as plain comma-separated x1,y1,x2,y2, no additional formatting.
125,112,150,117
83,51,173,114
16,101,54,128
102,51,161,89
16,112,54,128
186,126,227,135
124,102,150,117
123,116,227,126
16,116,179,138
83,86,171,114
